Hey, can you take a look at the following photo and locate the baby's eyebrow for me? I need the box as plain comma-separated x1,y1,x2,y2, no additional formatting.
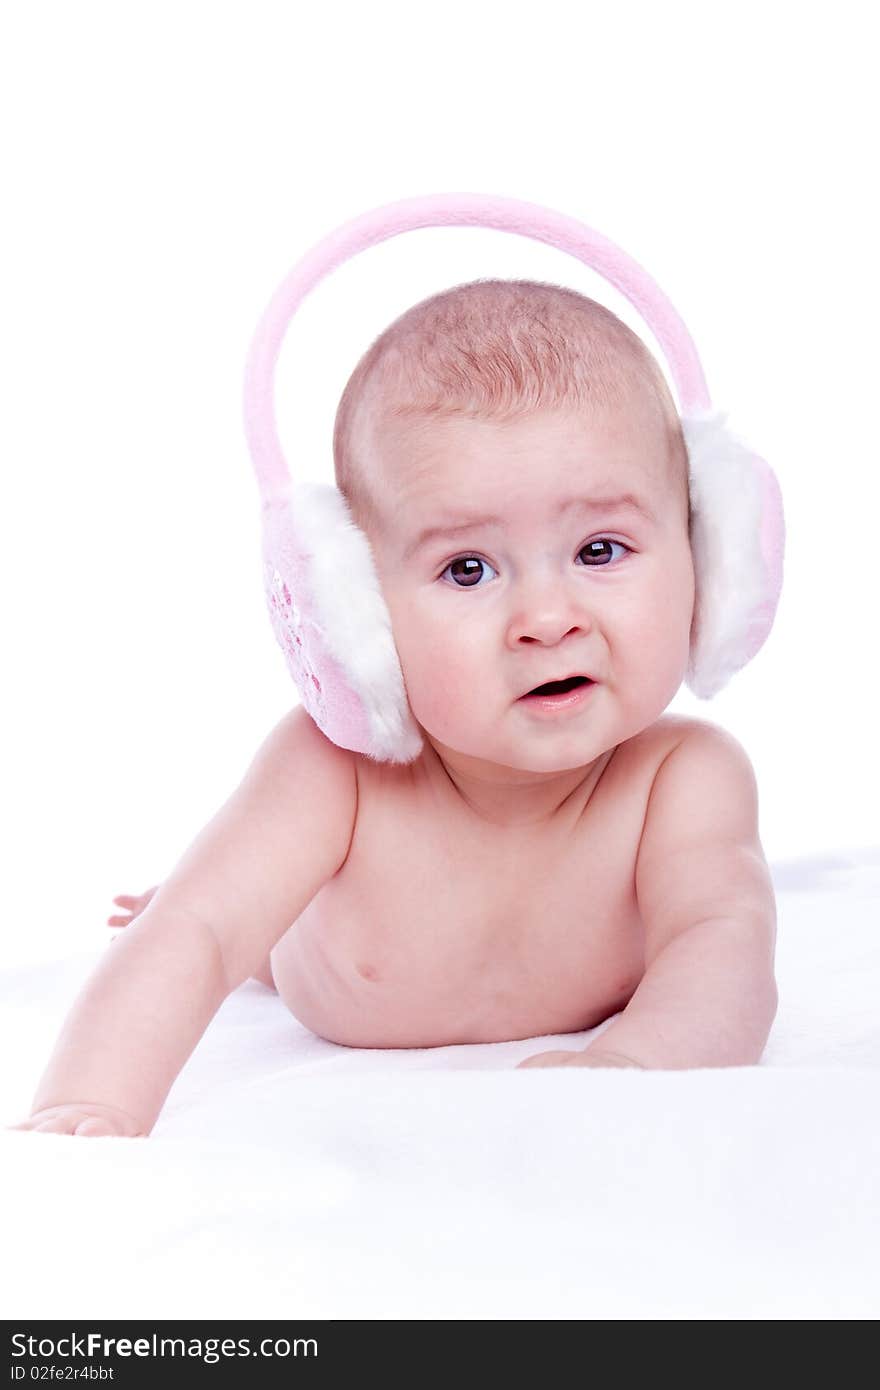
403,493,656,559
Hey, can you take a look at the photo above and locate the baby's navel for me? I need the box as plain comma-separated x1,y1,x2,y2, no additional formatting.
356,960,380,982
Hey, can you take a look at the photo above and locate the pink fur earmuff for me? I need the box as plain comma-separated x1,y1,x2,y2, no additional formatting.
243,194,785,763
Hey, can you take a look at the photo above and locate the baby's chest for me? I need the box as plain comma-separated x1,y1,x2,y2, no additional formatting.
301,783,648,1034
343,820,636,962
273,721,690,1047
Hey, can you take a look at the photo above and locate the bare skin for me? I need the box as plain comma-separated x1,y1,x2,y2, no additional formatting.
109,889,282,978
107,717,682,1038
12,402,777,1137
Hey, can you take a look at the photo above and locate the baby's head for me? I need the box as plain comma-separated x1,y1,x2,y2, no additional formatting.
333,280,695,788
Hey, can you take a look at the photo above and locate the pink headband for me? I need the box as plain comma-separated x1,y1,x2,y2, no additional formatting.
244,193,713,498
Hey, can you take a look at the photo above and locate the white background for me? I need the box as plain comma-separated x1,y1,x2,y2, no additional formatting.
2,1,877,966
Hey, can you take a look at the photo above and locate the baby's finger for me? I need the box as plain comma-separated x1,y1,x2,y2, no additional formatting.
73,1117,116,1137
106,916,131,927
517,1050,580,1068
112,895,139,908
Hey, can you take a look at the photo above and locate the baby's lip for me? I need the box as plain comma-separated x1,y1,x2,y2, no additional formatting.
517,672,597,699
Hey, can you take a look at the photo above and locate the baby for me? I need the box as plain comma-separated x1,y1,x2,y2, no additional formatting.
14,278,778,1138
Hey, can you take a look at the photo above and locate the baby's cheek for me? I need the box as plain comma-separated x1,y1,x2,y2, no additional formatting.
407,662,464,735
403,636,481,738
622,601,691,713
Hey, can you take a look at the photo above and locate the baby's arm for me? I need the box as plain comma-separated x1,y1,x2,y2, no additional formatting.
13,706,357,1135
13,901,230,1135
519,723,777,1071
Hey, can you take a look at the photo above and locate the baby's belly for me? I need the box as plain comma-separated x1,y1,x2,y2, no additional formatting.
269,896,643,1049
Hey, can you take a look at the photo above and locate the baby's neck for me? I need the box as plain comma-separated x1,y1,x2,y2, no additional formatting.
422,739,617,829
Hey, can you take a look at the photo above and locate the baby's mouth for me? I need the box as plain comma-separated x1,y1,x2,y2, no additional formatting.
522,676,594,698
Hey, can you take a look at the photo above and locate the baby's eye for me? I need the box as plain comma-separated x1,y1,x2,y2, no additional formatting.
441,556,498,588
440,539,630,589
577,539,631,567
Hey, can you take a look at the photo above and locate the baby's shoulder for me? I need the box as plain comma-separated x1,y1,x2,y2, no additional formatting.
609,714,741,812
624,714,758,829
633,712,747,760
617,712,707,771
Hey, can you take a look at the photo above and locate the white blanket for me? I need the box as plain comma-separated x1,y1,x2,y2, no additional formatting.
2,847,879,1320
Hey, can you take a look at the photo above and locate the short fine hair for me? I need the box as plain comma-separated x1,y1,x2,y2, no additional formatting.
332,278,690,534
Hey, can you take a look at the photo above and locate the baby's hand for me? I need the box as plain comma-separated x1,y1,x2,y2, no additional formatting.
517,1049,643,1069
517,1049,584,1068
106,884,159,929
8,1102,147,1138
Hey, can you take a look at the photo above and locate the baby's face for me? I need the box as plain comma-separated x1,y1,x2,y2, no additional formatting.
366,401,695,780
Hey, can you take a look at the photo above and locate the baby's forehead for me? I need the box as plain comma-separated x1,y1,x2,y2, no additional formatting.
377,400,670,488
379,435,675,554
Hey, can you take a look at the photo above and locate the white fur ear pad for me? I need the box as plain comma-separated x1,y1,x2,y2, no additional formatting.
261,482,423,764
683,409,782,699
